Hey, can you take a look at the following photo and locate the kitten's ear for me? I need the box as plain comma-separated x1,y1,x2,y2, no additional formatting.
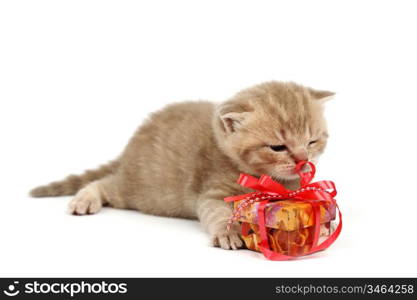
310,89,335,103
220,112,250,133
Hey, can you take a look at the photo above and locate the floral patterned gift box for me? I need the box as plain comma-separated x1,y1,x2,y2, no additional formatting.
236,199,335,256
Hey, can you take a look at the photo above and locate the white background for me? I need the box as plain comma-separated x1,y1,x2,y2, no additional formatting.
1,0,416,277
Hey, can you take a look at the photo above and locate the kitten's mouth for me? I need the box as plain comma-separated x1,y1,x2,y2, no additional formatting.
273,163,311,180
278,172,300,180
271,167,298,180
295,163,312,173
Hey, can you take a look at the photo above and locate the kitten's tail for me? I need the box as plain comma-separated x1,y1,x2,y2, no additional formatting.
30,160,120,197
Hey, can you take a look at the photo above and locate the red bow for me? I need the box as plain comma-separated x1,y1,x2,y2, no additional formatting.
224,161,342,261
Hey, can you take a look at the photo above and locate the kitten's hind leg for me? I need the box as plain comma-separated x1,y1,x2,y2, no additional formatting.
68,175,126,215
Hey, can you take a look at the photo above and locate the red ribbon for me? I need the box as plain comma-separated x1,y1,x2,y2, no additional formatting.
224,161,342,260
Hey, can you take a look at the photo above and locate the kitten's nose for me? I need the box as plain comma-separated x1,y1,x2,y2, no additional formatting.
292,150,308,163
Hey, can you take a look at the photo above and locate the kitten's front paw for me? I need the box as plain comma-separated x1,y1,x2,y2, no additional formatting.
211,225,243,250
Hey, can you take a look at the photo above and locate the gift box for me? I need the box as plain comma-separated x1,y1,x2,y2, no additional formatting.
225,161,342,260
236,199,335,256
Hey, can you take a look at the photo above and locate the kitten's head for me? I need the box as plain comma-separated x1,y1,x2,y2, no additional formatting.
213,81,334,180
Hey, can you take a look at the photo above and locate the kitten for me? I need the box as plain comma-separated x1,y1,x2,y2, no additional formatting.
30,81,334,250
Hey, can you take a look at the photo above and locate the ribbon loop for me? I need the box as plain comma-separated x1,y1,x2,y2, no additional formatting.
295,160,316,186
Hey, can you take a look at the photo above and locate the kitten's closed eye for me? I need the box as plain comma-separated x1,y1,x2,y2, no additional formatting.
269,145,287,152
309,140,318,145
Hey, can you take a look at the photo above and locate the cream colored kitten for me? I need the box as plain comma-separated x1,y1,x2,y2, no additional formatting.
30,81,333,250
